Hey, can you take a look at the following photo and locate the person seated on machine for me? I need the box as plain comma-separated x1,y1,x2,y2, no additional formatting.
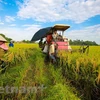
52,30,58,42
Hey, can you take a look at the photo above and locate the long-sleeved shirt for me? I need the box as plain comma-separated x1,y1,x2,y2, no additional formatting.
49,44,55,54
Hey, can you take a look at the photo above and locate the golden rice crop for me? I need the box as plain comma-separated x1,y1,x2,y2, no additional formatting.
57,46,100,100
0,44,100,100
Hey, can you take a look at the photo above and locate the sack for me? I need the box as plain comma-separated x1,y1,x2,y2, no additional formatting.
43,45,48,53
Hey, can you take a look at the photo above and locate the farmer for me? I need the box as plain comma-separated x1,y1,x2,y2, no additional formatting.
52,30,58,41
43,34,53,53
0,35,8,53
0,35,8,70
49,41,56,63
0,35,8,57
42,41,48,54
46,34,52,44
9,40,14,47
63,36,68,42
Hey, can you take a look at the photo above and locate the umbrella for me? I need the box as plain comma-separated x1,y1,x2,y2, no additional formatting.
31,27,52,41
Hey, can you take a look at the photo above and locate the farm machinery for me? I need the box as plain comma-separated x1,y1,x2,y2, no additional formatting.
31,24,72,52
31,24,89,62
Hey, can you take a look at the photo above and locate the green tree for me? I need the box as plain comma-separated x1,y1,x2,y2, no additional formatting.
69,39,98,46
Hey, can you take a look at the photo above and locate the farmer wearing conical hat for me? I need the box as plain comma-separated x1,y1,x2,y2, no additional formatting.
0,35,8,72
0,35,8,58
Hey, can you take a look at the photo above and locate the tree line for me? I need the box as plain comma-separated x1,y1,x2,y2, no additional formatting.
0,33,99,45
69,39,98,46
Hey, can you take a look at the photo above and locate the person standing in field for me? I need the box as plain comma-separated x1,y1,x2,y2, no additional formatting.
0,35,8,52
49,41,56,63
0,35,8,57
0,35,8,70
42,34,53,53
46,34,53,44
9,40,14,47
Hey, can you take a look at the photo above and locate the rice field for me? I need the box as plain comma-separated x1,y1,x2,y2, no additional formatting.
0,43,100,100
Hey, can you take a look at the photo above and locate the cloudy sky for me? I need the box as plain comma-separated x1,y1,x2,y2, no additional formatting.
0,0,100,44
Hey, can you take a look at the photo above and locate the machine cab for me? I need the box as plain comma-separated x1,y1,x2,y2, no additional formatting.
52,24,71,51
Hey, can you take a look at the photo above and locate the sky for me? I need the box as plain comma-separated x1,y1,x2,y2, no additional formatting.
0,0,100,44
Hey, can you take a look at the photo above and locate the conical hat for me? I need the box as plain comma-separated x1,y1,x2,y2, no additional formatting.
0,35,7,42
